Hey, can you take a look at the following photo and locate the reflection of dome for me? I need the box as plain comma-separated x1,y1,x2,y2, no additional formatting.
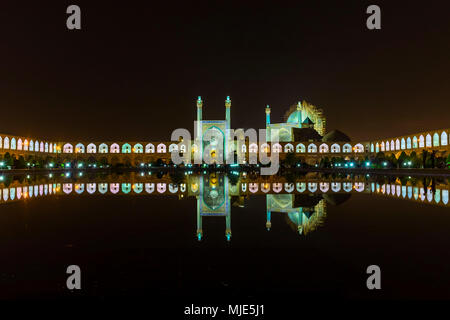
209,190,218,199
323,193,352,206
322,130,351,142
293,128,323,141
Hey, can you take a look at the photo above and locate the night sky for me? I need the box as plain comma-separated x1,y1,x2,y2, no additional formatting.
1,1,449,142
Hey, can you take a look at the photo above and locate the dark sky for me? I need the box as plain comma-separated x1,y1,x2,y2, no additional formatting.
1,1,449,142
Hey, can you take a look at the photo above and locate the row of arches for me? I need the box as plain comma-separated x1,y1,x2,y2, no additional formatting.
374,183,449,205
246,143,365,154
63,143,182,154
371,131,448,153
0,136,56,153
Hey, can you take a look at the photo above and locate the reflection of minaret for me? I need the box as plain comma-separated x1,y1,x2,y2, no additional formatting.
225,214,231,241
266,210,271,231
196,198,203,241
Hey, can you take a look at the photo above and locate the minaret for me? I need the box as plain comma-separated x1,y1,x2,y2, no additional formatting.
197,197,203,241
225,96,231,161
196,96,203,162
265,105,271,141
265,105,271,125
296,101,302,126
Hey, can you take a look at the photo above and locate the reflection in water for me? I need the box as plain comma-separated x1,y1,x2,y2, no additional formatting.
1,173,449,241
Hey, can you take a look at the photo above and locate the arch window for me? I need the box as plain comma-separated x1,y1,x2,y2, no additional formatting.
87,143,97,153
34,140,39,152
433,133,440,146
395,139,400,150
319,143,329,153
99,143,108,153
122,143,131,153
45,142,49,152
330,143,340,153
169,144,178,152
249,143,258,153
261,143,270,153
390,140,394,150
0,136,2,149
375,143,379,153
307,144,317,153
272,143,282,153
63,143,73,153
296,143,305,153
441,131,448,146
29,139,34,151
157,143,166,153
419,135,424,148
10,138,16,150
75,143,85,153
18,139,23,150
385,141,389,151
380,142,385,152
354,144,364,153
406,137,411,149
145,143,155,153
426,134,432,147
284,143,294,153
343,143,352,153
412,136,418,148
401,138,406,150
133,143,143,153
24,139,29,151
39,142,44,152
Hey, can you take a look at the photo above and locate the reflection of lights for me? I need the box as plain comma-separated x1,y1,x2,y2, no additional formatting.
49,174,53,178
0,176,3,181
65,173,70,177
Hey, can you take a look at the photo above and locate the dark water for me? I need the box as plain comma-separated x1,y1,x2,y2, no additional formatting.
0,171,449,305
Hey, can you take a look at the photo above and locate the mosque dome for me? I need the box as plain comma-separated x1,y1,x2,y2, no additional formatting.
322,129,351,142
287,110,302,124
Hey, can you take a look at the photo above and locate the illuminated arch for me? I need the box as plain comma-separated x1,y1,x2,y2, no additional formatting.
401,138,406,150
63,143,73,153
433,133,439,146
307,143,317,153
87,183,96,194
110,183,119,194
412,136,418,148
370,143,374,153
272,143,282,153
343,143,352,153
133,143,143,153
296,143,305,153
385,141,389,151
10,138,16,150
87,143,97,153
426,134,432,147
406,137,411,149
419,135,424,148
354,143,364,153
99,143,108,153
319,143,329,153
40,142,44,152
249,143,258,153
169,144,178,152
380,141,385,152
375,143,379,153
122,183,132,194
18,138,23,150
331,182,341,192
110,143,119,153
395,139,400,150
441,131,448,146
330,143,340,153
34,140,39,152
29,139,33,151
122,143,131,153
24,139,28,151
145,143,155,153
45,142,49,152
284,143,294,153
241,144,247,153
390,140,395,150
0,136,2,149
157,143,166,153
49,143,53,153
75,143,85,153
261,143,270,153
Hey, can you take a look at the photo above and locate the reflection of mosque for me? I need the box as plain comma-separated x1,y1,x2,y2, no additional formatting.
191,173,353,241
1,173,448,241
